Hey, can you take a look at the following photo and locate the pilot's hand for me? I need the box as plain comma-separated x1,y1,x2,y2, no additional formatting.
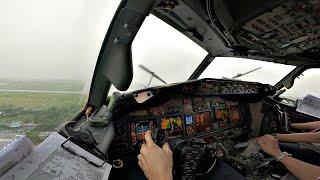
138,131,173,180
257,135,281,158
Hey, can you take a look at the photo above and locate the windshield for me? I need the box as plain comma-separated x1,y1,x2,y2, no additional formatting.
199,57,296,85
108,15,208,94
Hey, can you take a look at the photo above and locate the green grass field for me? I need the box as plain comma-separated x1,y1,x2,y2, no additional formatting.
0,79,84,92
0,80,87,144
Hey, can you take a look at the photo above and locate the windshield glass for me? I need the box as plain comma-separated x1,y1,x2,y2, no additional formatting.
109,15,208,94
199,57,296,85
0,0,120,148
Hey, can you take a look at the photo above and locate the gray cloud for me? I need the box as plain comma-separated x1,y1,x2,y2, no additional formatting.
0,0,121,81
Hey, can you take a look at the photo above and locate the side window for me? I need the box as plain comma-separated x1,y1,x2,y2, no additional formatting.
0,0,121,148
281,68,320,100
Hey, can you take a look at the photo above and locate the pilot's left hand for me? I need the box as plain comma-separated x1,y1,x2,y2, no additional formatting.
257,135,281,158
138,131,173,180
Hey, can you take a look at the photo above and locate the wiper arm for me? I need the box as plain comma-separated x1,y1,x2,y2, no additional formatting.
138,64,167,87
232,67,261,79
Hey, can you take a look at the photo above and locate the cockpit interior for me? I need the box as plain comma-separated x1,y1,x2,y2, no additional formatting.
57,0,320,179
59,77,313,179
2,0,320,179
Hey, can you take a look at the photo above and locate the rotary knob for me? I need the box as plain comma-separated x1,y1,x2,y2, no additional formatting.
152,129,168,147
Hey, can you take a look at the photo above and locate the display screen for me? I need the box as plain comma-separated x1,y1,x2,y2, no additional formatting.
229,105,240,124
185,115,193,125
184,115,195,136
195,112,212,133
130,120,155,146
215,108,229,128
160,116,183,137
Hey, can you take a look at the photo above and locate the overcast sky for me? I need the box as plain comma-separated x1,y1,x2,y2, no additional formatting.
0,0,120,81
0,0,319,98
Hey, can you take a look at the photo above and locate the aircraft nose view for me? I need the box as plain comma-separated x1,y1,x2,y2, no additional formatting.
1,0,320,180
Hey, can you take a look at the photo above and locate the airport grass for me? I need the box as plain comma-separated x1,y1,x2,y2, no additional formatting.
0,80,84,92
0,81,87,145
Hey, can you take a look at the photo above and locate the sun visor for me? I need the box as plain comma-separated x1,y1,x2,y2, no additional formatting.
103,41,133,91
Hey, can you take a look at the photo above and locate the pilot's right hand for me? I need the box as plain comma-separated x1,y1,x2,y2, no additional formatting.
257,135,281,158
138,131,173,180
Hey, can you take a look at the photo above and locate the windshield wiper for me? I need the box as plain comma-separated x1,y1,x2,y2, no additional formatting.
232,67,262,79
138,64,167,87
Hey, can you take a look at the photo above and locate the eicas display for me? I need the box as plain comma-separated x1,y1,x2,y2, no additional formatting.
160,116,183,137
194,112,212,133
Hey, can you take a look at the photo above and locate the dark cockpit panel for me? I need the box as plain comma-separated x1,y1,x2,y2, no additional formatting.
108,78,276,155
60,78,280,179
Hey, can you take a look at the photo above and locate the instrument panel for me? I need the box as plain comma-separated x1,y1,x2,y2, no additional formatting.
109,78,275,155
127,97,250,149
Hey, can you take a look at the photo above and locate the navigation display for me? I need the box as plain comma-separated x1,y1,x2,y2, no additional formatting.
160,116,183,137
130,120,155,146
229,105,240,124
215,108,229,128
195,112,212,133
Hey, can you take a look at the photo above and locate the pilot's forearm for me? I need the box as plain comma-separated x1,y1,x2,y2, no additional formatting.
276,132,320,143
291,121,320,130
151,172,172,180
280,156,320,180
